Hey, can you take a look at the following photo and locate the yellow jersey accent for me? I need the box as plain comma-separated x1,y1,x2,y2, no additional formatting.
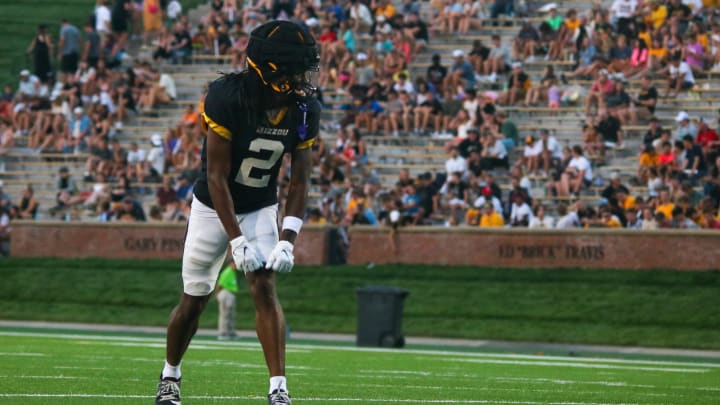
296,137,316,150
203,112,232,140
267,107,288,125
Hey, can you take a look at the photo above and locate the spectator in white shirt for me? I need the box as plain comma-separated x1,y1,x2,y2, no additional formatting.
479,132,508,170
138,70,176,110
683,0,703,15
126,141,148,181
473,187,503,215
557,145,593,197
17,70,40,99
445,146,467,177
509,193,533,227
529,205,555,228
555,203,581,228
166,0,182,22
349,1,373,33
147,133,165,178
664,56,695,98
393,72,415,94
95,0,112,34
610,0,637,37
526,129,563,176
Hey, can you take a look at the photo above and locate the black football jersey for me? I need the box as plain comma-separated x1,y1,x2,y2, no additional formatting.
194,75,320,214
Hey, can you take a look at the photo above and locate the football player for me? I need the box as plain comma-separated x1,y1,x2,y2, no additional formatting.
155,20,320,405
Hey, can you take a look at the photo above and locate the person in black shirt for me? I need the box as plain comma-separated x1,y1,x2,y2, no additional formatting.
155,21,320,405
499,62,529,106
404,12,429,52
597,111,623,156
111,0,132,51
666,0,692,32
458,127,482,158
469,39,491,73
480,171,503,200
216,24,233,55
683,135,707,180
414,172,438,225
443,171,469,224
171,22,192,64
601,172,629,200
642,117,663,150
210,0,223,13
467,149,483,177
118,196,146,221
631,75,658,123
426,54,447,93
605,80,631,124
514,20,540,61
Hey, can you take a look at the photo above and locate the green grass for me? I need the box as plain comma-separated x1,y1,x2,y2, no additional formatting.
0,328,718,404
0,0,207,87
1,258,719,349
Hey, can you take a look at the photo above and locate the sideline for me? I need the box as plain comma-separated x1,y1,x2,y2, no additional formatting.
1,320,719,359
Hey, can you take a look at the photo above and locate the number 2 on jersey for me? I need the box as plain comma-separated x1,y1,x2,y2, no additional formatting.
235,138,284,188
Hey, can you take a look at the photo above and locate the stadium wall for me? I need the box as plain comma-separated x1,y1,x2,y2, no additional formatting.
9,221,327,265
9,222,720,270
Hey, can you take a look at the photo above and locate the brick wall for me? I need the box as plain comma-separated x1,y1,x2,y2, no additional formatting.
10,222,327,265
346,227,720,270
10,222,719,270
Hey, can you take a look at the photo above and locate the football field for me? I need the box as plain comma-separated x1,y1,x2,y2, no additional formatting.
0,328,718,404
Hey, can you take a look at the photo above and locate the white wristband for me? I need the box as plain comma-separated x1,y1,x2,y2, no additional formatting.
282,216,303,234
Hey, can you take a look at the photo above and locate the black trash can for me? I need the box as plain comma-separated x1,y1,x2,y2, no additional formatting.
356,285,409,348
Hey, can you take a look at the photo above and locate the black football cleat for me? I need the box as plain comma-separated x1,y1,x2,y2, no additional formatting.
268,389,292,405
155,376,181,405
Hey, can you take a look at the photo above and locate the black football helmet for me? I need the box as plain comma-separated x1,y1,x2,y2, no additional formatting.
246,20,320,95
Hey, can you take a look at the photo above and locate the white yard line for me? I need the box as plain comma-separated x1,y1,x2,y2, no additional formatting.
0,375,86,379
0,352,46,357
3,320,719,359
321,382,669,398
0,394,651,404
1,330,718,369
439,357,709,373
494,377,656,388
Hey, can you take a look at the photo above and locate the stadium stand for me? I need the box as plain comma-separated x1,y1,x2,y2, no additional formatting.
1,0,720,245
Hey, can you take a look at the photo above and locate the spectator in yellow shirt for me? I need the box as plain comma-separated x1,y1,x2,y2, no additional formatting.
306,207,327,225
616,189,637,211
647,1,668,30
655,189,675,219
374,0,396,19
479,203,505,227
601,210,623,228
639,145,659,168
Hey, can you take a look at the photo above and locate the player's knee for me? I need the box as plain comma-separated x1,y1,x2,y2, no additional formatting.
179,293,211,318
251,276,277,303
184,280,215,297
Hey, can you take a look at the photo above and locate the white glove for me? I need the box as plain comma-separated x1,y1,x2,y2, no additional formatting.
265,241,294,272
230,236,263,273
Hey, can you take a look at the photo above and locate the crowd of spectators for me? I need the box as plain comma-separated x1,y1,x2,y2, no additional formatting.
0,0,191,227
1,0,720,237
291,0,720,231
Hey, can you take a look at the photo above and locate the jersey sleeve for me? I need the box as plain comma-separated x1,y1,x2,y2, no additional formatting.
202,80,234,140
296,97,322,150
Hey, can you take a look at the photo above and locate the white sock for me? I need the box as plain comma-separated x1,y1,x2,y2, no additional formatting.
269,376,287,394
162,360,181,380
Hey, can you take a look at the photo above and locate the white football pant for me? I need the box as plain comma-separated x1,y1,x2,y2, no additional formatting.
182,198,278,296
